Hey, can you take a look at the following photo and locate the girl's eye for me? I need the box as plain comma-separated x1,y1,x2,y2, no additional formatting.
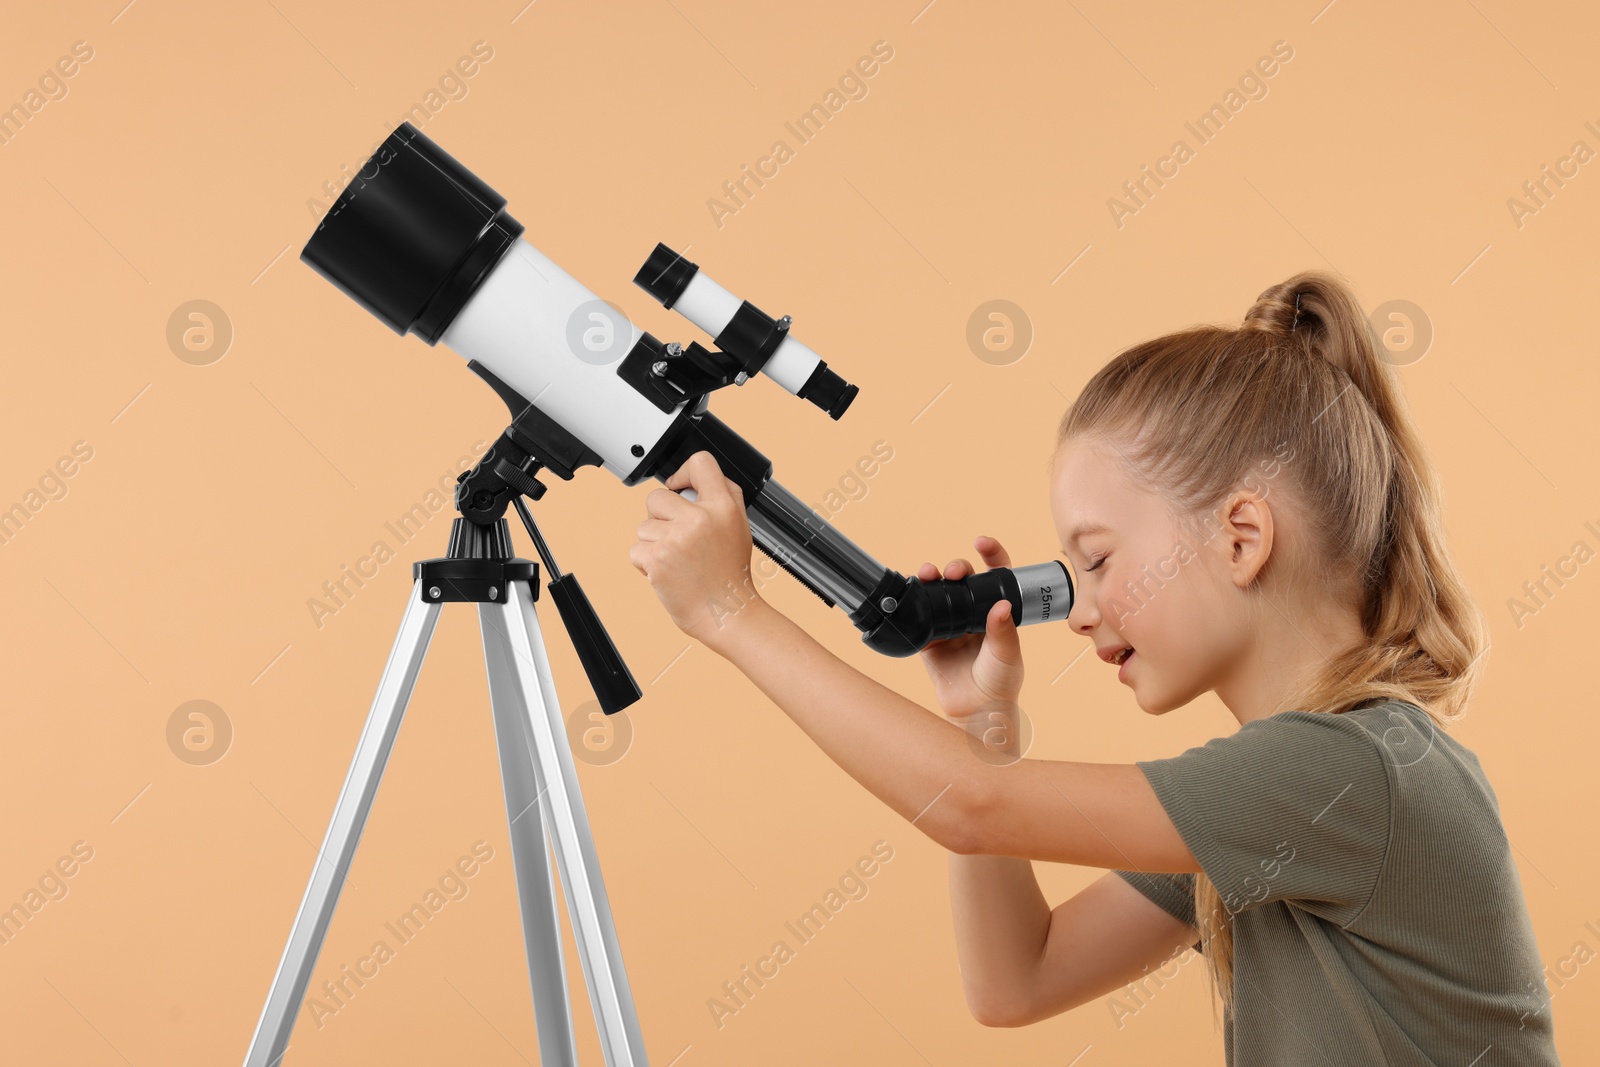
1085,554,1107,573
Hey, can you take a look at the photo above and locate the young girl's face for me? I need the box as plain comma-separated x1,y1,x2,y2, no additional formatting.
1050,437,1254,715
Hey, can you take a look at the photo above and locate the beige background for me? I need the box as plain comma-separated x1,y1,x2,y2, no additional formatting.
2,0,1596,1063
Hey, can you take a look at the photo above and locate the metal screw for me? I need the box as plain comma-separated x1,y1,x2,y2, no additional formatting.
664,342,683,356
651,360,668,377
880,596,898,613
734,371,749,385
776,315,792,330
489,586,498,600
429,586,442,599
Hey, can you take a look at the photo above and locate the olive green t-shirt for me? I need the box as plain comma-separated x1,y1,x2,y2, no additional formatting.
1114,698,1560,1066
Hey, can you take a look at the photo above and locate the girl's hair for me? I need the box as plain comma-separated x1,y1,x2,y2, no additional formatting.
1054,270,1486,1022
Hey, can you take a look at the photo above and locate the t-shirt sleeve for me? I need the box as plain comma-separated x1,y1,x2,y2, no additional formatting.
1135,710,1393,927
1114,870,1195,926
1113,871,1202,954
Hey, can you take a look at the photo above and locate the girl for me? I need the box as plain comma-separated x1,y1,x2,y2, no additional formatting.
628,272,1560,1065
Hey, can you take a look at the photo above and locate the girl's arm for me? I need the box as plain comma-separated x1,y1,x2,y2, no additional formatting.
706,598,1195,869
983,871,1199,1027
948,849,1052,1023
709,601,1202,1024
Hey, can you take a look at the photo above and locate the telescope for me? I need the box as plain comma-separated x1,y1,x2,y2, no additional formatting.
247,122,1077,1067
301,121,1072,678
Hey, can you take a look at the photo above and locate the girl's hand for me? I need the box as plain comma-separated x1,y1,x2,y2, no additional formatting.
916,536,1025,724
628,451,762,644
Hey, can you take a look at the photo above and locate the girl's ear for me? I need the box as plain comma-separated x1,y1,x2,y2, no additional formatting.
1219,491,1274,589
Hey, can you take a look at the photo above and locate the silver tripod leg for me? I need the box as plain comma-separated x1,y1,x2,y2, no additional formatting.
480,600,579,1066
478,580,649,1067
244,582,441,1067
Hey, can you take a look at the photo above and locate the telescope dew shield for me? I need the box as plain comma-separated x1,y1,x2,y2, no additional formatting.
302,122,523,345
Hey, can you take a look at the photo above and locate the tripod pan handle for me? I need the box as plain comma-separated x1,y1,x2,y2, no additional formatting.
547,573,642,715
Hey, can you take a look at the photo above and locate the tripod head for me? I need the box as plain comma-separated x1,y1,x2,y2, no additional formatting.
301,122,1075,702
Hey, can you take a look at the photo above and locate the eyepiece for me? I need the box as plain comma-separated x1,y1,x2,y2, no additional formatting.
798,363,858,420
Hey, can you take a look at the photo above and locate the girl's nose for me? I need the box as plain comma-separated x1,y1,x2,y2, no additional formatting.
1067,591,1098,633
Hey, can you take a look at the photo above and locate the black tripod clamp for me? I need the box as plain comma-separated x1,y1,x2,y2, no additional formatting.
416,361,642,715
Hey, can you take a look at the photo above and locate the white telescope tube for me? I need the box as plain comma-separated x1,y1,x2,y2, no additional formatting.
439,239,681,480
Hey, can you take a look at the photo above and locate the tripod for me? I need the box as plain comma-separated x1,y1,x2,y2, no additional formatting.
245,455,650,1065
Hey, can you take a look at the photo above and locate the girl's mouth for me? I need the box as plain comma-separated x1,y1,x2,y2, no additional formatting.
1117,648,1135,680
